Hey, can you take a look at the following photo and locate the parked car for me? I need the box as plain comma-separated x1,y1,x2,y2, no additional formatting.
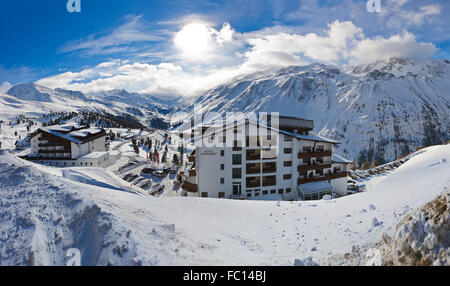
153,170,165,178
169,168,177,174
138,179,152,190
141,167,155,174
132,177,145,185
122,173,135,181
124,174,138,182
347,184,358,191
150,184,165,196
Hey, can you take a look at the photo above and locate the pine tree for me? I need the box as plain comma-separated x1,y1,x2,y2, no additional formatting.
172,154,179,165
370,160,378,169
361,161,370,170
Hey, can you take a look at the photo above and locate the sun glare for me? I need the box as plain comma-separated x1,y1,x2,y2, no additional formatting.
174,23,212,58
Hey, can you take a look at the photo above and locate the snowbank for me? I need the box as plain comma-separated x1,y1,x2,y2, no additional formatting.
0,144,449,265
366,189,449,266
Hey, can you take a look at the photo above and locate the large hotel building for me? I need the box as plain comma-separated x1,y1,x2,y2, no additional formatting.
181,115,352,201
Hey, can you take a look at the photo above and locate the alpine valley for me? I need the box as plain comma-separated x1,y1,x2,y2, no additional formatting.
1,58,449,164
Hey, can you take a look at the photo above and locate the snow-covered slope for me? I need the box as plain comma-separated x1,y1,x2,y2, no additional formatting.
1,144,449,265
191,58,450,164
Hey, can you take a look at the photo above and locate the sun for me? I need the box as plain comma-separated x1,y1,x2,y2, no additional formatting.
174,23,212,58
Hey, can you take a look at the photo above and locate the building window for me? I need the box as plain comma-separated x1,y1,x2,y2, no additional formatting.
220,164,225,170
284,148,292,154
263,190,268,195
247,193,252,197
220,178,225,184
316,145,324,152
270,189,276,194
302,146,312,152
278,189,284,194
284,161,292,167
283,174,292,180
220,150,225,156
232,168,242,179
232,154,242,165
286,188,291,193
201,192,208,198
219,192,225,198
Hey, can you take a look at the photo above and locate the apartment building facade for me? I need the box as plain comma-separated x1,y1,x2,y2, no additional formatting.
182,116,352,201
25,124,118,167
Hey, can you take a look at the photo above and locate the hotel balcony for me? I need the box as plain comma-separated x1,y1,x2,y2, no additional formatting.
38,149,71,154
38,143,65,147
246,177,261,188
298,150,332,159
262,175,277,187
262,162,277,174
297,171,347,184
297,163,332,172
246,163,261,175
246,149,261,161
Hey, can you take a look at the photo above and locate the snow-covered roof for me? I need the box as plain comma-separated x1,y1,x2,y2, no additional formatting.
188,119,340,145
39,126,105,145
108,150,120,156
40,127,84,144
79,152,109,159
332,154,353,164
278,129,339,144
47,124,83,132
299,181,332,195
69,128,102,138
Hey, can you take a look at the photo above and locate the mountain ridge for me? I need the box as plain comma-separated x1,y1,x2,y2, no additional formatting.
188,58,450,164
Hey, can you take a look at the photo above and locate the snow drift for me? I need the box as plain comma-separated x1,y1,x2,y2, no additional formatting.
0,144,449,265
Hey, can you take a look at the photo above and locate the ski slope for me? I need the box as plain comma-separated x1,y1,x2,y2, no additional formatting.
0,144,449,265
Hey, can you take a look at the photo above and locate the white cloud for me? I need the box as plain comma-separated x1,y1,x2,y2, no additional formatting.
240,21,363,71
60,15,164,56
385,3,442,28
350,31,437,65
172,21,240,64
39,20,437,97
401,4,441,26
0,81,12,94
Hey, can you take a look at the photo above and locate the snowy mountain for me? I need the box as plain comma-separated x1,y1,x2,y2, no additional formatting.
190,58,450,164
0,144,448,265
0,83,177,129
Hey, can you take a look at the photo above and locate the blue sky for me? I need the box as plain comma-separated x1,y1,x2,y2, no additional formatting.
0,0,449,95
